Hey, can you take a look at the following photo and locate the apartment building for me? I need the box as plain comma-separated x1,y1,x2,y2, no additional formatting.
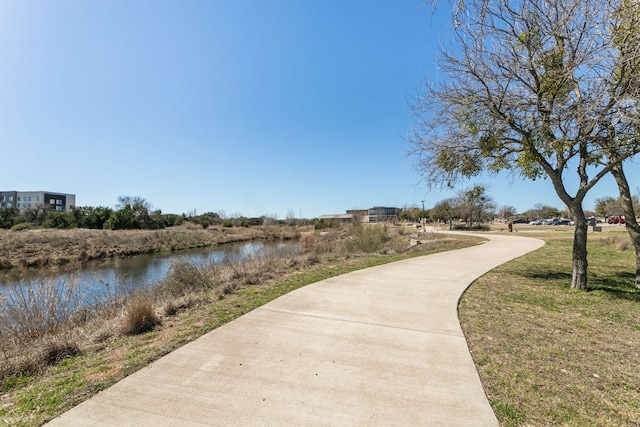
0,191,76,212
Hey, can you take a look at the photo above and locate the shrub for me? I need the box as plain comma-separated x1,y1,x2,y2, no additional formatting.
222,220,233,228
314,219,337,230
10,223,31,232
162,296,195,316
0,279,84,340
345,223,388,253
453,224,490,231
104,206,139,230
159,260,217,297
39,338,80,366
119,295,159,335
42,212,76,229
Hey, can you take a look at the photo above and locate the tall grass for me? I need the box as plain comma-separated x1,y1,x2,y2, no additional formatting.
1,226,482,425
0,279,86,378
0,279,84,338
344,223,389,253
0,224,419,381
118,293,160,335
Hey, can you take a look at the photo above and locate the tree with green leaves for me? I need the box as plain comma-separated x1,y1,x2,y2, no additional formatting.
0,207,18,229
523,203,562,221
104,204,139,230
70,206,114,229
412,0,640,289
42,212,76,229
594,197,616,218
430,198,458,229
456,185,495,227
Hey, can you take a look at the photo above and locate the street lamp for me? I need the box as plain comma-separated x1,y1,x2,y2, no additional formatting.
421,200,425,232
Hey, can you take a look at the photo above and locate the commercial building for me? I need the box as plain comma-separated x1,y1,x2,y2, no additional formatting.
318,213,354,224
368,206,400,223
0,191,76,212
319,207,400,223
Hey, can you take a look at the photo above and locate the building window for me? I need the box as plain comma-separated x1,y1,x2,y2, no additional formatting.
50,199,55,204
56,200,62,205
17,197,21,201
36,196,40,201
7,202,12,208
8,196,13,202
56,206,63,211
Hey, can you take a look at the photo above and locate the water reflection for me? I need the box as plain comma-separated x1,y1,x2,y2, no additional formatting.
0,240,299,300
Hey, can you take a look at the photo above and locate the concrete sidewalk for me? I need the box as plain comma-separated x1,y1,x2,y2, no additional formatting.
47,233,543,427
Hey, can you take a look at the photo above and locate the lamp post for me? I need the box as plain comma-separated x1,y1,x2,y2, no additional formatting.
421,200,425,233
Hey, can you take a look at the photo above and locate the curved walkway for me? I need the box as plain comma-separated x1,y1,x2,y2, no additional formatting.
47,232,543,427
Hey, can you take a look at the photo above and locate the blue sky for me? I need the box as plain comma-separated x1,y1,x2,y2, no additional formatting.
1,1,637,218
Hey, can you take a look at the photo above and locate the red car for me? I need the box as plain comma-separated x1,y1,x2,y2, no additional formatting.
608,216,625,224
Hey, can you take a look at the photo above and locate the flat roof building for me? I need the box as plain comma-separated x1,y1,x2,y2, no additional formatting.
0,191,76,212
318,214,353,224
368,206,399,223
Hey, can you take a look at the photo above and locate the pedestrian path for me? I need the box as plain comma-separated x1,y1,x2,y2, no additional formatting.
46,232,544,426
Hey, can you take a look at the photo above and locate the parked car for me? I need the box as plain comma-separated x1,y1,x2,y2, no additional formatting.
608,216,626,224
553,218,571,226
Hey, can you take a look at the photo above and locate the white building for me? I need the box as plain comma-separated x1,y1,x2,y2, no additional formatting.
0,191,76,212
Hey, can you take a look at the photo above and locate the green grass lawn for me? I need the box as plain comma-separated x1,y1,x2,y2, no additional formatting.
460,231,640,426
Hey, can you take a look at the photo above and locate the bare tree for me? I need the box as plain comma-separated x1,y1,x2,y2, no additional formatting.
498,205,517,221
19,205,49,226
411,0,640,289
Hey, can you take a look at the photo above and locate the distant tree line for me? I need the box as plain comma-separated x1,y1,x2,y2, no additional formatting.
0,196,315,231
0,196,181,230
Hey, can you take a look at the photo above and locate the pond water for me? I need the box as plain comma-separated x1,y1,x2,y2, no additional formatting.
0,240,299,301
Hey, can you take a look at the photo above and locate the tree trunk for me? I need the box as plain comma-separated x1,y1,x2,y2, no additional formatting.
571,212,589,290
610,163,640,288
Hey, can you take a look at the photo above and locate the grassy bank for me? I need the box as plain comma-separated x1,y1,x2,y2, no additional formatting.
0,224,298,270
0,225,482,426
460,231,640,426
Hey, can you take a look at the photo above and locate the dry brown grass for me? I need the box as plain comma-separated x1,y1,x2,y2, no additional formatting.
0,224,299,272
118,295,160,335
0,225,481,425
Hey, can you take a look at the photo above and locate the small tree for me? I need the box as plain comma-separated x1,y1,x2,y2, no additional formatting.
594,197,616,218
523,203,563,220
411,0,640,289
18,205,48,226
104,205,139,230
456,185,495,227
42,212,76,229
497,205,517,221
0,207,18,229
430,198,459,229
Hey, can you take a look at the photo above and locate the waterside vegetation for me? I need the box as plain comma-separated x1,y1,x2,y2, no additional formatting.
0,223,479,426
0,224,298,271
